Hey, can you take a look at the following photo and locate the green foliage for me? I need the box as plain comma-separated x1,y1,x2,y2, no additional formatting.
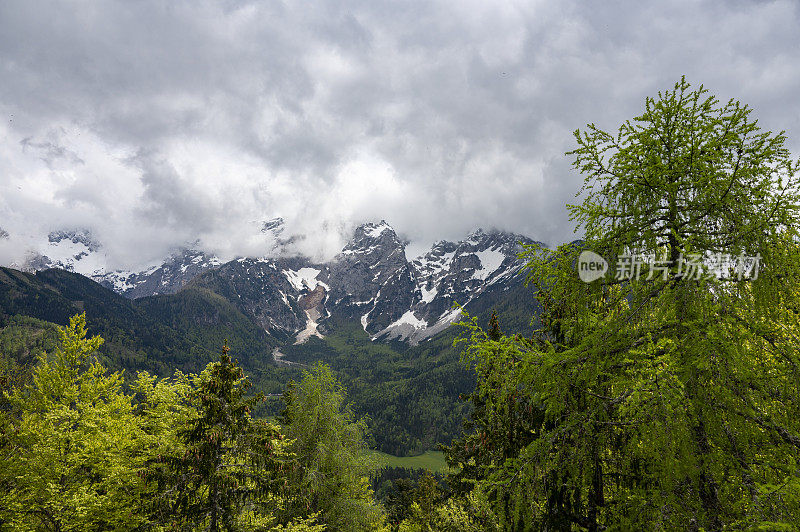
146,343,296,531
396,473,496,532
281,320,474,456
0,313,149,530
281,362,384,531
446,78,800,530
367,450,451,473
0,267,222,377
0,315,60,403
570,76,799,256
0,314,362,531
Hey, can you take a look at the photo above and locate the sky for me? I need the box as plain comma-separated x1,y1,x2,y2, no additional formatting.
1,0,799,270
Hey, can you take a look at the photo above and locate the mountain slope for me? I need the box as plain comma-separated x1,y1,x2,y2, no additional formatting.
0,267,251,376
18,220,544,350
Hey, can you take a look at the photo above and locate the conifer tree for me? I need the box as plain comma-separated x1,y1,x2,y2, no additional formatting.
147,342,289,531
452,78,800,529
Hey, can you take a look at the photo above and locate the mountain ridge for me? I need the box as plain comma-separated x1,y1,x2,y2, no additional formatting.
16,221,544,346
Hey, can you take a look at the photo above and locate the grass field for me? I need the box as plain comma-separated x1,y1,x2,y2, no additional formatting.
366,450,452,473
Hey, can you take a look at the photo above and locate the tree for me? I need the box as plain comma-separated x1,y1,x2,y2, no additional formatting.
453,78,800,529
0,313,148,531
563,76,800,529
280,362,384,531
146,342,296,531
444,312,542,528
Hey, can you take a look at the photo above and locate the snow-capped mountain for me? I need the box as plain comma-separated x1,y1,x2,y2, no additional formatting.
180,221,540,345
20,218,294,299
95,249,222,299
19,220,542,345
185,256,322,336
20,229,108,276
319,221,418,334
377,227,538,344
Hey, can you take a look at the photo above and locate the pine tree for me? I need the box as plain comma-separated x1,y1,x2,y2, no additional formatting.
147,342,289,531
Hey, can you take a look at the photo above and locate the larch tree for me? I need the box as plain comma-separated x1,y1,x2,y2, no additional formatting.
280,362,385,531
454,78,800,530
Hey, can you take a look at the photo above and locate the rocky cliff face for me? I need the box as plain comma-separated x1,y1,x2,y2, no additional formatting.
371,228,538,344
30,221,543,345
187,257,313,336
319,221,417,333
97,249,221,298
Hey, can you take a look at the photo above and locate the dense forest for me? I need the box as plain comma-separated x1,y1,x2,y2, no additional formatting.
3,79,800,530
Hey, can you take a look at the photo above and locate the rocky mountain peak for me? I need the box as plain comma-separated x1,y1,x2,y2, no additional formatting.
97,248,221,298
465,228,529,253
48,228,102,252
326,220,409,292
342,220,403,255
261,217,285,235
320,221,415,328
18,220,545,347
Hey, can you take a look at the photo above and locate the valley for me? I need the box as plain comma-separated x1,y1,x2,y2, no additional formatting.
1,220,543,456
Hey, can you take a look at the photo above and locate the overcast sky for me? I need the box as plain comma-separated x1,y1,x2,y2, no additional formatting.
1,0,799,269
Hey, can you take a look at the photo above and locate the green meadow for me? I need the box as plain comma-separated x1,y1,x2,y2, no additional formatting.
366,450,452,473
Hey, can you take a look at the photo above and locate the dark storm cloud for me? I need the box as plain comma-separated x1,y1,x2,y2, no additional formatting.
1,0,799,269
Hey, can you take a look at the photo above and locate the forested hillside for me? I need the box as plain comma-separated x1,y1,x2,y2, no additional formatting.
0,259,535,456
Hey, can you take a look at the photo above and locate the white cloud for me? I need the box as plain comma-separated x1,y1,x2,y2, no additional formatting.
0,0,798,269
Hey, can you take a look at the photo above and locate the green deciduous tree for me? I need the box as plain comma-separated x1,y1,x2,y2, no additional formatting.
280,362,384,531
445,311,543,529
453,78,800,530
0,314,335,531
0,313,148,531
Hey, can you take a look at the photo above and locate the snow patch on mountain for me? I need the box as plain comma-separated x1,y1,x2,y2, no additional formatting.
396,310,427,329
295,308,324,344
374,310,427,342
284,267,325,292
471,248,506,281
376,306,463,344
419,283,437,304
364,220,392,238
21,229,110,277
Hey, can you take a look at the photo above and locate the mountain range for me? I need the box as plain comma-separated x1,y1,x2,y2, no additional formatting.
1,220,544,454
18,220,543,347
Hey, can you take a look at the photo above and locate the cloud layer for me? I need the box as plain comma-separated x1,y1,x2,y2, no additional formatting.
1,0,799,269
